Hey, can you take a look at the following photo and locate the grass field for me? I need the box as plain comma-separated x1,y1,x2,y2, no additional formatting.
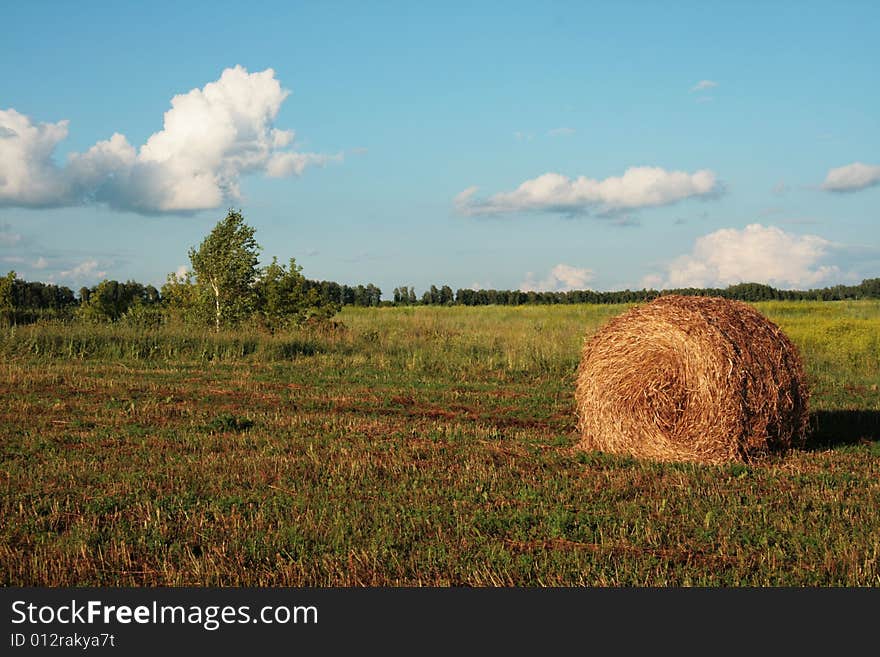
2,301,879,586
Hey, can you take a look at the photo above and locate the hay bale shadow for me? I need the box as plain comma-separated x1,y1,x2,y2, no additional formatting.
804,410,880,450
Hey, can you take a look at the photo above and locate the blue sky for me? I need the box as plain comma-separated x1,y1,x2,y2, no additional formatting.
1,0,878,296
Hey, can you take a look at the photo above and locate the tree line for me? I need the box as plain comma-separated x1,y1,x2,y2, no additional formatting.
0,269,383,326
0,211,384,328
446,279,880,306
6,270,879,325
2,210,879,326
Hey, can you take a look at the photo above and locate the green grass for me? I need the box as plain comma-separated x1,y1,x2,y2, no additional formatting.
1,300,879,585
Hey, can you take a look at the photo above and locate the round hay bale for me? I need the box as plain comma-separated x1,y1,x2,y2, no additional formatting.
574,295,809,464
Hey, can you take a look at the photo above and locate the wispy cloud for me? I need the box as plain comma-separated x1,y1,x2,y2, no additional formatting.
59,259,105,279
456,166,722,217
547,127,575,137
821,162,880,192
55,258,108,286
0,66,340,214
690,80,718,92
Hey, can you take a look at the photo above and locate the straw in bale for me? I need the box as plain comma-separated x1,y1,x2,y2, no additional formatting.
574,295,809,464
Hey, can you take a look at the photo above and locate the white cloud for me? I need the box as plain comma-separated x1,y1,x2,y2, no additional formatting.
454,186,479,209
58,259,107,284
821,162,880,192
0,66,338,213
641,273,664,290
520,263,595,292
266,151,341,177
174,264,190,280
33,256,48,269
67,132,137,195
644,224,843,289
0,109,72,207
547,127,575,137
456,167,721,216
691,80,718,92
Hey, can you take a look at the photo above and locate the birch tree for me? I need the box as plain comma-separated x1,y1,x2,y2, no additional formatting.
188,209,261,331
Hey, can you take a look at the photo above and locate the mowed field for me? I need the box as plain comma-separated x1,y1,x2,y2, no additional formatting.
2,301,879,586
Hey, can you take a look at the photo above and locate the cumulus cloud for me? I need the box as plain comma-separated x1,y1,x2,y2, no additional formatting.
821,162,880,192
0,109,73,207
57,259,107,284
456,167,721,216
0,66,338,213
644,224,843,289
691,80,718,92
520,263,595,292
